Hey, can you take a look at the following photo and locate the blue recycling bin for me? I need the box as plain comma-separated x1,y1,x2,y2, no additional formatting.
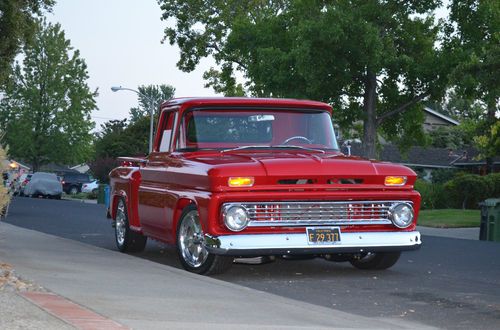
104,185,110,209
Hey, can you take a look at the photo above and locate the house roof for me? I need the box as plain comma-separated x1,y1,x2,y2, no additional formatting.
349,143,500,168
423,107,460,126
39,163,79,173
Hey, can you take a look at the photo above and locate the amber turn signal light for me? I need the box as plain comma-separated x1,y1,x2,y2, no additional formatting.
228,177,255,187
384,176,407,186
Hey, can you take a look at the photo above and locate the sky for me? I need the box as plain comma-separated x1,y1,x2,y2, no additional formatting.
47,0,218,130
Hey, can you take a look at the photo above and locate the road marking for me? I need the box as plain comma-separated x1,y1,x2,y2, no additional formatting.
20,291,129,330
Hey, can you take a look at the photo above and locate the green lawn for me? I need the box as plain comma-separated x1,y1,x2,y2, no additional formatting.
417,209,480,228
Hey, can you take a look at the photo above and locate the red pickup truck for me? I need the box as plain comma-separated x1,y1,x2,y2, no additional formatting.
109,97,421,275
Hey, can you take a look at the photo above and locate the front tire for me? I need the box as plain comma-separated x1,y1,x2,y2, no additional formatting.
176,205,233,275
115,198,147,253
349,252,401,270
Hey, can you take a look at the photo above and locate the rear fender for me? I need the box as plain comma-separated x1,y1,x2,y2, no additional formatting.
109,167,142,230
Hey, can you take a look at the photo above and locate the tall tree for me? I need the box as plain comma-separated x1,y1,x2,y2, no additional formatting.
158,0,449,158
94,119,149,159
129,84,175,123
0,0,54,86
445,0,499,172
91,118,150,183
0,20,97,171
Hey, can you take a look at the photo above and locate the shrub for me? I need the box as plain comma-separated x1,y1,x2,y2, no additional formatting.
88,157,119,184
0,146,11,217
87,190,98,200
485,173,500,198
444,173,493,209
416,172,499,210
430,168,459,184
414,179,448,209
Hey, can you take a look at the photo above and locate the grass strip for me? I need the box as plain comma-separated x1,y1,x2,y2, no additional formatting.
418,209,480,228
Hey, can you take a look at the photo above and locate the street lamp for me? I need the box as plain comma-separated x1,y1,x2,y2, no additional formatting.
111,86,157,154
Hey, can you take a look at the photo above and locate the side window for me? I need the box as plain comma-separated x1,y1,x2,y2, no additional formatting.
158,111,176,152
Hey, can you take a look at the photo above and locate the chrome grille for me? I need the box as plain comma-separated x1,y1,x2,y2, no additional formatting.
223,201,412,227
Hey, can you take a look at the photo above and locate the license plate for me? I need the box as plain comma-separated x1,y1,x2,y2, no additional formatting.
306,227,341,244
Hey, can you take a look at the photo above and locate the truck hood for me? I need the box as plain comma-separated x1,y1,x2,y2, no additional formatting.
179,151,416,189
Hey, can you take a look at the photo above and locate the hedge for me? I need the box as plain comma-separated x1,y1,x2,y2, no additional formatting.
415,173,499,210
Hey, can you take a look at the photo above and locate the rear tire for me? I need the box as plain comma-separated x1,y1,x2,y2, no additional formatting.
115,198,147,253
349,252,401,270
69,186,79,195
176,205,233,275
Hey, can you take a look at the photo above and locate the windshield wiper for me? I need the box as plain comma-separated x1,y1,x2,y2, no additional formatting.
221,145,325,154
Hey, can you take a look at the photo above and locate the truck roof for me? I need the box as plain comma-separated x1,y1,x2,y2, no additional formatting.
160,97,332,112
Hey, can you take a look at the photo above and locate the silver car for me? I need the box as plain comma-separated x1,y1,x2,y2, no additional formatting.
24,172,63,199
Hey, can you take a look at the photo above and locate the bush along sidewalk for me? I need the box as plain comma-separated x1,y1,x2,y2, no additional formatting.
415,172,500,210
0,145,12,219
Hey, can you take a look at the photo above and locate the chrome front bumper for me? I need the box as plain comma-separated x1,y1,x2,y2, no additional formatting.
205,231,421,256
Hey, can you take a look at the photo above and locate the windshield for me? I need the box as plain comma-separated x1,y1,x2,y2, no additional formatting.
176,109,339,151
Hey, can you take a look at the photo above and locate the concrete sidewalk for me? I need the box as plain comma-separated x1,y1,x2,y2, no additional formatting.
0,223,435,330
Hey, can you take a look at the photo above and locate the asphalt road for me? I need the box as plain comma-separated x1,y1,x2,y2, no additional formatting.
5,197,500,329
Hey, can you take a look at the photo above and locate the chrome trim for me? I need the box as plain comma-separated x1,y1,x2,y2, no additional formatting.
205,231,421,255
248,219,391,227
138,185,169,193
221,201,413,227
170,111,178,152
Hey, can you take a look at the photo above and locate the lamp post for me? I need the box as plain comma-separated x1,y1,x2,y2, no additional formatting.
111,86,157,154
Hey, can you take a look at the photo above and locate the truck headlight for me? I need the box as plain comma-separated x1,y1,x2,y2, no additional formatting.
389,203,414,228
223,205,249,231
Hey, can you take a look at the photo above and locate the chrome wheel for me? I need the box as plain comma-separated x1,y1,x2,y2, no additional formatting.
115,200,126,247
178,210,208,268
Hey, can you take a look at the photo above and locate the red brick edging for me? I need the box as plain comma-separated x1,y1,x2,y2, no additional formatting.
21,291,129,330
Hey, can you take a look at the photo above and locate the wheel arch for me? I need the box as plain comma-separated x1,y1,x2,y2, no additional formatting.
171,198,198,242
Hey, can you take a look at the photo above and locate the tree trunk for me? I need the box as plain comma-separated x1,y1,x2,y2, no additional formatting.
32,159,40,173
362,71,377,159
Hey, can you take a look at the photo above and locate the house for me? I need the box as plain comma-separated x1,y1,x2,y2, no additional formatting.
422,107,459,132
70,163,90,174
347,143,500,179
338,106,459,143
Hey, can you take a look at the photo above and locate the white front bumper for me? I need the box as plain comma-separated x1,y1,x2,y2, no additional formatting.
205,231,421,256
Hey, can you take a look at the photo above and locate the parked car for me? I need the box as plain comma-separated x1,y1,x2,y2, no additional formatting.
59,172,92,194
82,180,99,193
17,173,32,196
23,172,62,199
109,97,421,275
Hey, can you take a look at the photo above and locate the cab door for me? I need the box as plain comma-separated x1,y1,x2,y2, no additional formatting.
138,110,178,242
